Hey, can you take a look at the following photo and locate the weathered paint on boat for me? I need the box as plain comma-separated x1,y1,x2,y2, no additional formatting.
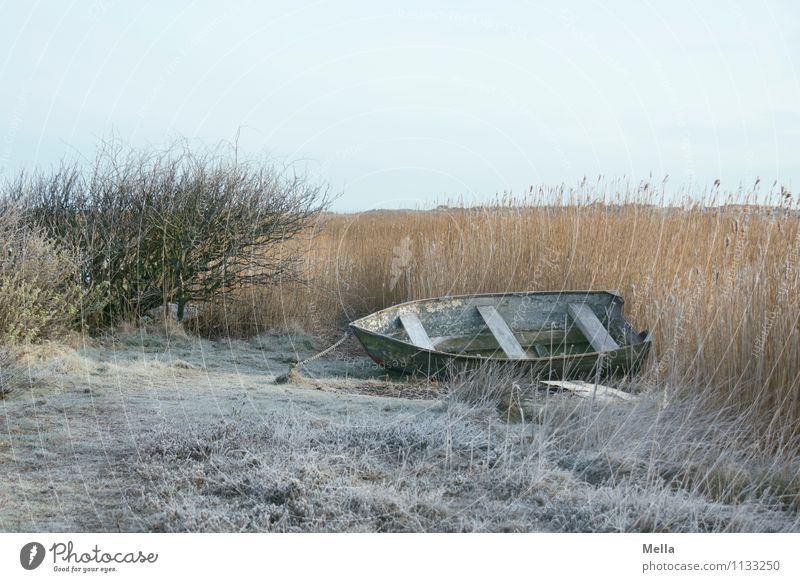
349,290,652,379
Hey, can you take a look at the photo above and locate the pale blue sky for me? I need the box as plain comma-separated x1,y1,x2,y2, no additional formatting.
1,0,798,210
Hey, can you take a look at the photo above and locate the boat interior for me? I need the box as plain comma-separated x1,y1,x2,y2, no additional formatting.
358,293,644,359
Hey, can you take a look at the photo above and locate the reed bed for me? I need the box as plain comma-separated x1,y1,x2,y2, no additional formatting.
199,183,800,443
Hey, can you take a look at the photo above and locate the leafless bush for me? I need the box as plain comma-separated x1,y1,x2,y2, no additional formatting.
8,138,333,327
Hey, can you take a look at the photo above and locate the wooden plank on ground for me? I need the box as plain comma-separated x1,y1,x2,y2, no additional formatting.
567,303,619,353
398,313,435,350
476,305,527,359
541,380,635,402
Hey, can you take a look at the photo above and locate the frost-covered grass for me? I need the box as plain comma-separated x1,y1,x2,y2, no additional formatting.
129,370,800,533
2,332,797,532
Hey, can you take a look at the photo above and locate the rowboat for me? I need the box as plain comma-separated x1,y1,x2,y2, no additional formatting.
349,290,652,379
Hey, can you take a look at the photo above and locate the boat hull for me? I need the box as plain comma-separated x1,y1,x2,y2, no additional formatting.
350,291,652,380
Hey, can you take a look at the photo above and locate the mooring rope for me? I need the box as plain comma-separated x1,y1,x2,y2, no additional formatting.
294,330,351,368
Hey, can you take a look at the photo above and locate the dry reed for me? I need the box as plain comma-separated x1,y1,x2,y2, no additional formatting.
199,182,800,443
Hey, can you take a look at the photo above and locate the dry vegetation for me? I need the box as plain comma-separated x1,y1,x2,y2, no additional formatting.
132,394,799,533
200,183,800,445
0,205,90,343
2,173,799,532
2,330,796,532
8,140,330,326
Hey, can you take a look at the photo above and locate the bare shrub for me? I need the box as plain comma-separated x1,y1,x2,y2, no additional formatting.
9,138,333,327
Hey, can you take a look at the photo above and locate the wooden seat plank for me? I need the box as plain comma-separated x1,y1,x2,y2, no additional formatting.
476,305,527,359
399,313,435,350
567,303,619,353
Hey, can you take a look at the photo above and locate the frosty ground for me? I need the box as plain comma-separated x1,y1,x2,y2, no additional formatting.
1,328,797,532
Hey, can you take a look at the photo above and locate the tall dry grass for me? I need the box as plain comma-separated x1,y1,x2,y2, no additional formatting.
199,183,800,442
